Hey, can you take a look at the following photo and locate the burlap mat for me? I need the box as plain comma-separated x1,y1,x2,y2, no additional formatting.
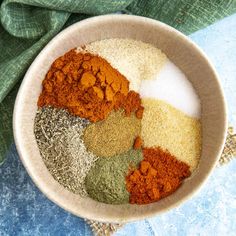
218,126,236,165
86,126,236,236
85,220,123,236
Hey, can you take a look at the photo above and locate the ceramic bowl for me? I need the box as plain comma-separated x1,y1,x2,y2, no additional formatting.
13,15,227,223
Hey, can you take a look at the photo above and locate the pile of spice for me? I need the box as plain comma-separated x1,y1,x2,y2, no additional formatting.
34,107,98,196
140,60,201,118
126,147,191,204
84,109,141,157
34,38,202,205
141,98,201,171
85,149,143,204
38,49,143,122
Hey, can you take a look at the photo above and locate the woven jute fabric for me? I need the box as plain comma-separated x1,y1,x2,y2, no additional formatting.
218,126,236,166
86,220,123,236
86,126,236,236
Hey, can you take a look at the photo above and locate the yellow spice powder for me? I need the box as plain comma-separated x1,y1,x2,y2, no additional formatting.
141,98,201,171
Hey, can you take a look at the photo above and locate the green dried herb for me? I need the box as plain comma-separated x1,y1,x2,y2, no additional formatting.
85,149,143,204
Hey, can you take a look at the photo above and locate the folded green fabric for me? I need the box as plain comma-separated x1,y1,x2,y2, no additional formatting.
1,0,236,164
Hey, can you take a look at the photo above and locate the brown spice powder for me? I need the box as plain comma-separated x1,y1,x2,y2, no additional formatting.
83,109,141,157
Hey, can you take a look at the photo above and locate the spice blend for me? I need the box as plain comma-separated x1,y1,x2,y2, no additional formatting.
141,98,201,171
85,149,143,204
84,109,141,157
126,147,190,204
34,107,98,196
38,49,143,122
34,38,202,206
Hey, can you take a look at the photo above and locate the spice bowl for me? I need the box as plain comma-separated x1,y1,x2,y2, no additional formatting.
13,15,227,223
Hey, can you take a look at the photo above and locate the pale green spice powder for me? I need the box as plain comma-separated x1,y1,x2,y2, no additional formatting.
85,149,143,204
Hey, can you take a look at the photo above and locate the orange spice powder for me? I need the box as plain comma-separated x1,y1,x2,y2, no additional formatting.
38,49,143,122
126,147,191,204
133,136,142,150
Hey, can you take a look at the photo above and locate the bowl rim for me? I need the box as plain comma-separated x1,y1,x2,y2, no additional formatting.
13,14,228,223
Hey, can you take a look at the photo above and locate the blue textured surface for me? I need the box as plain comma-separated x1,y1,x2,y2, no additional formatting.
1,14,236,236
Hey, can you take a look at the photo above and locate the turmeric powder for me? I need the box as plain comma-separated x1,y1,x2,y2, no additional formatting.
38,49,143,122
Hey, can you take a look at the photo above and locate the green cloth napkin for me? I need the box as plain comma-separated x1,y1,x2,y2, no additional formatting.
1,0,236,164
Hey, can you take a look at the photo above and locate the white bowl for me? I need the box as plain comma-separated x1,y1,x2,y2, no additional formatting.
13,15,227,223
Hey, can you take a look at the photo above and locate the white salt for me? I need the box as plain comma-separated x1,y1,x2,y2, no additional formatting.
140,60,201,118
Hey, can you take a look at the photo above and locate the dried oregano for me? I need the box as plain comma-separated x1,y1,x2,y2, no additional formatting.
34,107,98,196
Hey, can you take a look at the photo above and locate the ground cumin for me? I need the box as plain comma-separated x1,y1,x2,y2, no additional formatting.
126,147,191,204
83,109,141,157
38,49,143,122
